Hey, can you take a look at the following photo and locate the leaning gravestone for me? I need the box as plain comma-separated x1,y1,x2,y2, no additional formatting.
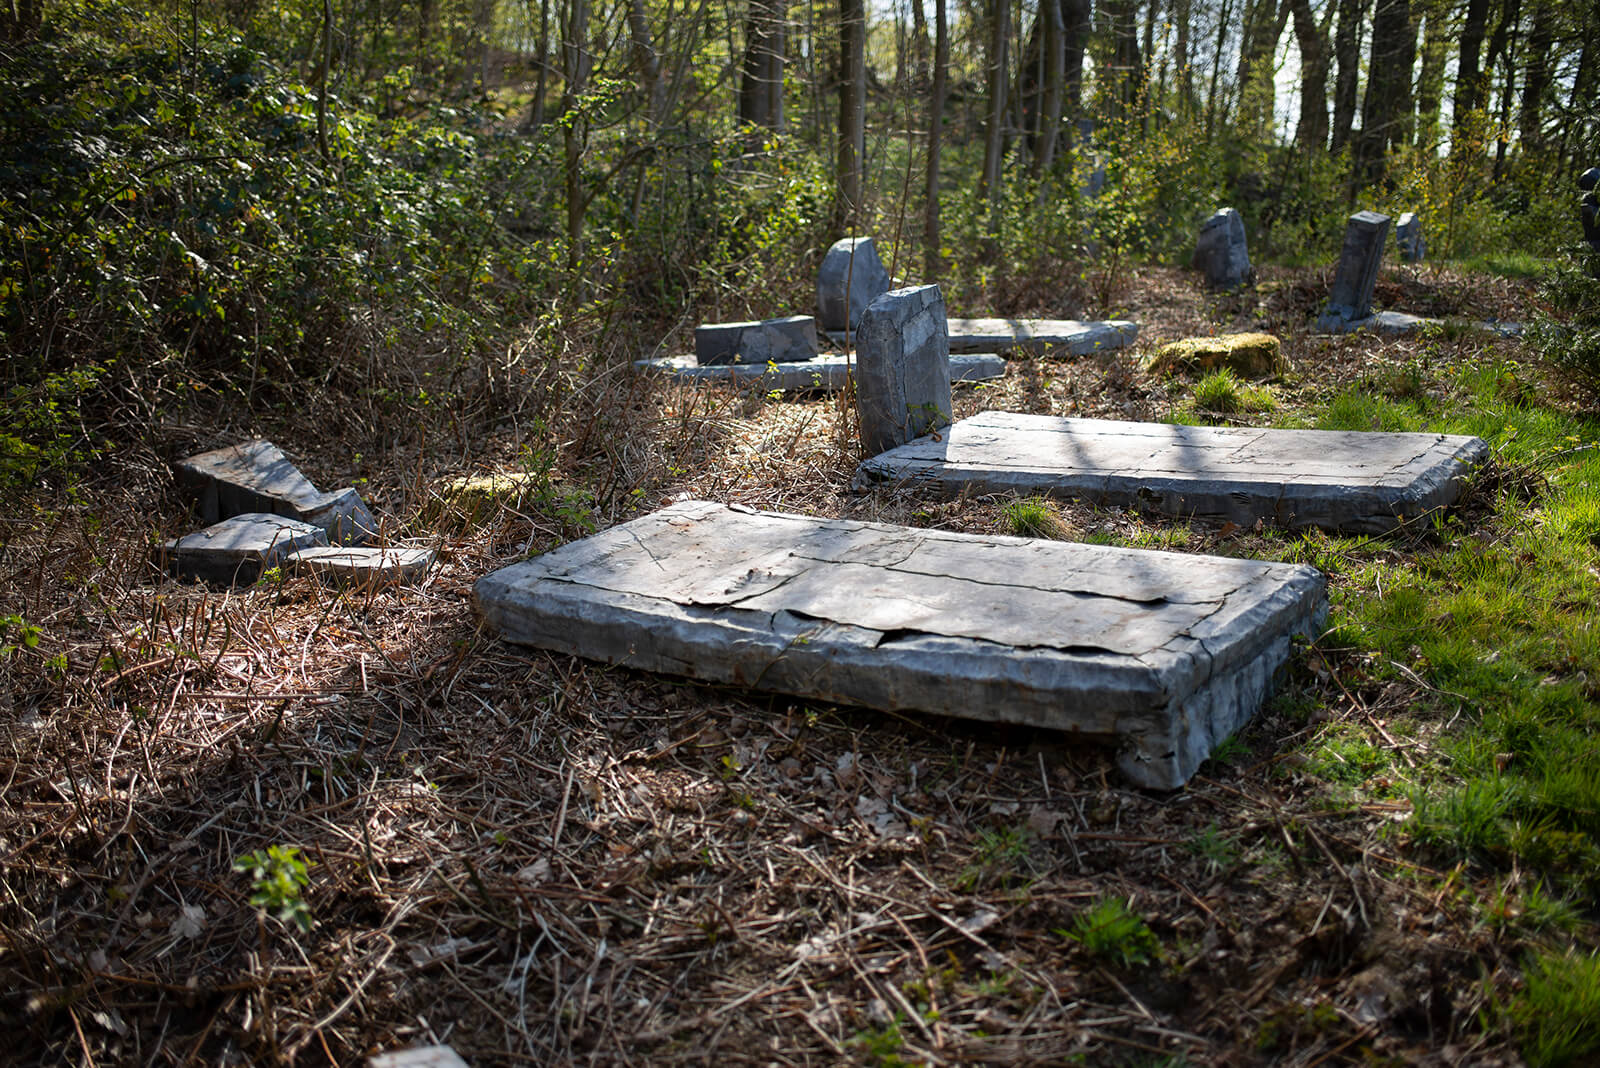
1317,211,1391,330
1193,207,1254,289
175,440,375,544
474,500,1328,789
854,284,952,456
1396,212,1425,262
817,236,893,333
160,513,326,585
695,315,818,365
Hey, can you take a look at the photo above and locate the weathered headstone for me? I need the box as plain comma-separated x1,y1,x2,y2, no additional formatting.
473,500,1329,789
854,411,1488,535
1396,212,1425,262
288,545,435,588
633,351,1006,391
817,236,893,333
694,315,818,365
160,513,327,585
1580,167,1600,255
1318,211,1391,329
855,284,952,456
1193,207,1254,290
175,440,375,545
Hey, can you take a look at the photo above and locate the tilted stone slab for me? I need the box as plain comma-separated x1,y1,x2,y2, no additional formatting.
694,315,819,365
159,513,327,585
287,546,435,588
817,236,893,332
1318,211,1391,328
826,318,1140,356
856,285,952,456
175,440,376,545
853,411,1489,534
474,500,1328,789
632,352,1006,391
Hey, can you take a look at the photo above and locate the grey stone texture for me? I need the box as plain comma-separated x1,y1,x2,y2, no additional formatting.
1319,211,1391,328
855,285,953,456
1396,212,1425,262
942,317,1140,356
1194,207,1254,289
1580,167,1600,192
853,411,1489,534
287,546,435,588
817,236,893,333
369,1046,470,1068
474,500,1328,790
1319,310,1524,338
175,440,375,545
694,315,819,365
160,513,327,585
633,352,1006,391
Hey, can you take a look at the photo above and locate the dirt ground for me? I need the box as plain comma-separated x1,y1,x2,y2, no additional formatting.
0,263,1557,1065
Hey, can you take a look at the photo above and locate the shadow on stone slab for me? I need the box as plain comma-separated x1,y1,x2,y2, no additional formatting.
474,501,1328,790
632,352,1006,391
158,513,327,586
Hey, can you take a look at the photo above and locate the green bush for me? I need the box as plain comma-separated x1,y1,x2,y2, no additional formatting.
1526,251,1600,403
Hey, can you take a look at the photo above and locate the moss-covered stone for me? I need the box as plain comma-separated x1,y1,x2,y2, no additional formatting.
423,472,541,527
1146,333,1287,377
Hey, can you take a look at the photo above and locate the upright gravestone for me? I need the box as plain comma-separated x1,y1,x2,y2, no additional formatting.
694,315,818,365
1580,167,1600,255
817,237,893,333
855,284,952,457
1194,208,1253,290
1396,212,1425,262
1319,211,1391,329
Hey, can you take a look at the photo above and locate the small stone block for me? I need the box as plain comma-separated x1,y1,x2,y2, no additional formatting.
853,411,1488,534
855,284,953,456
817,236,893,332
632,352,1005,391
1146,333,1285,377
1395,212,1425,262
943,318,1140,356
369,1046,470,1068
1319,210,1391,327
474,501,1328,789
174,440,375,545
1194,207,1254,289
287,545,434,588
160,513,327,586
694,315,819,365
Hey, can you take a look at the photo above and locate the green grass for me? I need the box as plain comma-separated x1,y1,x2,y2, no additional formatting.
1058,897,1160,968
1001,496,1073,539
1509,949,1600,1066
1193,367,1275,414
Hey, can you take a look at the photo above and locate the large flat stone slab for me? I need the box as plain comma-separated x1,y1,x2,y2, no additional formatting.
474,501,1327,789
287,545,435,588
831,318,1138,356
175,440,375,544
1321,311,1525,338
160,513,327,585
853,411,1489,534
632,352,1006,390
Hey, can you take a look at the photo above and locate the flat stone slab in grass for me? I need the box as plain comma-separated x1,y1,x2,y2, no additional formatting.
853,411,1489,534
474,501,1328,789
160,513,327,585
1321,311,1525,338
833,318,1139,356
288,546,434,588
694,315,818,365
632,352,1006,390
175,440,375,544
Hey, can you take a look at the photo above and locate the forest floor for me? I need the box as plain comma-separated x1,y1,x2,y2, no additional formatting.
2,261,1590,1066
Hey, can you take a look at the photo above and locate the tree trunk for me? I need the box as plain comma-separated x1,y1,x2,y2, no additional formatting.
1517,0,1553,159
1413,0,1449,152
1452,0,1489,143
1172,0,1193,119
1288,0,1330,151
1485,0,1520,179
925,0,948,279
1356,0,1415,187
1032,0,1065,177
629,0,667,127
978,0,1010,214
910,0,931,87
564,0,593,266
1062,0,1089,133
1331,0,1368,151
1205,0,1234,135
1104,0,1142,119
1236,0,1291,140
835,0,866,226
739,0,787,128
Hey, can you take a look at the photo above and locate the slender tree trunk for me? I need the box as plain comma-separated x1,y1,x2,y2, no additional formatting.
739,0,786,128
1517,0,1553,159
1173,0,1193,119
1288,0,1329,151
1452,0,1489,144
1140,0,1159,129
1032,0,1065,178
1413,0,1449,152
1485,0,1520,179
564,0,593,266
910,0,931,87
1205,0,1234,136
835,0,866,226
1330,0,1367,151
1105,0,1142,119
316,0,332,161
1062,0,1089,133
978,0,1010,212
630,0,667,126
925,0,948,279
1356,0,1415,187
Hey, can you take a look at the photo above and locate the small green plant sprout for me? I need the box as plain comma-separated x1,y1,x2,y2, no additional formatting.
233,845,313,933
1186,822,1239,874
1193,367,1274,414
0,613,42,657
848,1009,909,1066
1508,947,1600,1067
1002,496,1074,540
1058,896,1160,968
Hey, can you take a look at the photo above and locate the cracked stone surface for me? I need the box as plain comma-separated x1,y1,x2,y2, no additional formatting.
853,411,1489,534
632,352,1005,390
160,513,327,585
475,501,1327,789
175,440,375,544
287,546,435,588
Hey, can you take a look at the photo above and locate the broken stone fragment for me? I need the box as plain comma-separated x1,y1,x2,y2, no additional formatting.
1318,211,1391,328
816,236,893,333
159,513,327,586
694,315,819,365
1146,333,1287,377
174,440,376,545
287,545,434,588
